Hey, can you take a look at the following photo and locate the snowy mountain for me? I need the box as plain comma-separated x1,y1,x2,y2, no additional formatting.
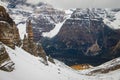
41,8,120,66
1,0,65,41
1,0,120,66
42,10,72,38
0,1,120,80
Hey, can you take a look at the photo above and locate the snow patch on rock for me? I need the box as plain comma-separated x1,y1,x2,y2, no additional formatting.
42,10,73,38
17,23,27,40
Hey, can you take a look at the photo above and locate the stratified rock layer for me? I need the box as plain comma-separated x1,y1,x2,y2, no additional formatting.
22,20,54,64
41,8,120,66
0,42,14,72
0,6,21,49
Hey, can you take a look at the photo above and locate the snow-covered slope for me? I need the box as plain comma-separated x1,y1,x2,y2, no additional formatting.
0,45,91,80
0,45,120,80
103,9,120,29
42,21,66,38
26,0,41,5
42,10,73,38
42,8,120,38
79,57,120,80
0,1,8,9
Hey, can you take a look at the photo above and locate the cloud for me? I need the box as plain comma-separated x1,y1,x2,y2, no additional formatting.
35,0,120,9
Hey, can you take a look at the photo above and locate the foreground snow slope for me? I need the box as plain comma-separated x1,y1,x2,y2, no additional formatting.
0,45,120,80
0,45,96,80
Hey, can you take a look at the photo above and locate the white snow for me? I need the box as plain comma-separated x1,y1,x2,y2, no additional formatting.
0,2,120,79
0,45,94,80
42,21,65,38
79,57,120,80
0,43,120,80
42,10,72,38
65,9,74,15
10,11,28,24
103,17,120,29
0,45,120,80
103,10,120,29
26,0,41,5
17,23,27,40
0,1,8,10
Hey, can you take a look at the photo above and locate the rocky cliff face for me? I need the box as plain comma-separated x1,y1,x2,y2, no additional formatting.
41,8,120,66
0,42,14,72
0,5,54,69
0,0,65,42
22,20,54,64
32,4,65,41
22,20,38,56
0,6,21,49
0,6,19,72
0,5,13,25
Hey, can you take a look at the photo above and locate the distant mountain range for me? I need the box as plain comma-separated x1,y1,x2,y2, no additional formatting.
0,1,120,80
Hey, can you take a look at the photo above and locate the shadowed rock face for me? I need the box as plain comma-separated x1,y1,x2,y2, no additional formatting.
55,19,105,54
41,8,120,66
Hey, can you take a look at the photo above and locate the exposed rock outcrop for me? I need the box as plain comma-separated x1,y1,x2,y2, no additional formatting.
0,6,55,70
0,6,13,26
0,5,21,49
0,42,14,72
22,20,54,64
12,23,21,46
48,55,55,64
22,20,41,56
111,40,120,56
86,40,101,56
37,44,48,65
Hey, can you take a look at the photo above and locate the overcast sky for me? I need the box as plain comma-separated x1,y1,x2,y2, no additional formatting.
28,0,120,9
